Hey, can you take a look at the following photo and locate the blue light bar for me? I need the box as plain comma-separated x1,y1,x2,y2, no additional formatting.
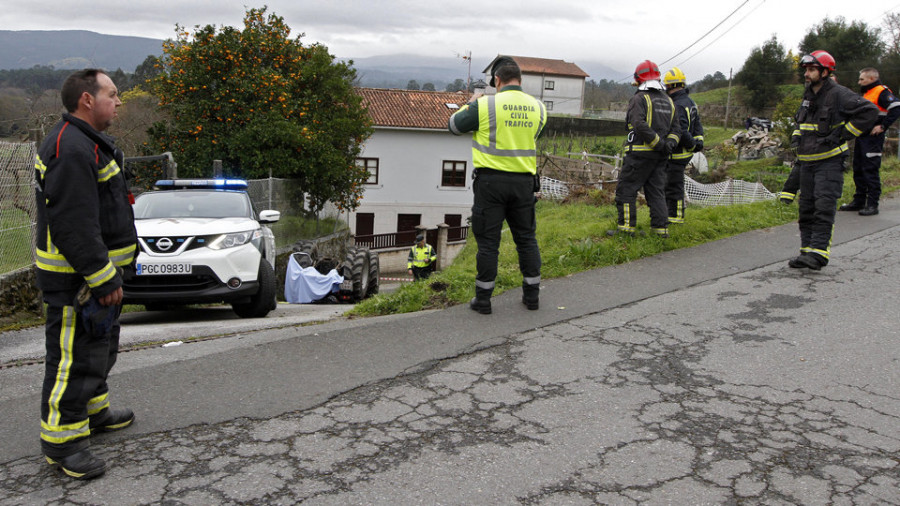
154,179,248,190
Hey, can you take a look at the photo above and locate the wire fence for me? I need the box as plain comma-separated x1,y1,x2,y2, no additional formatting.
540,172,775,206
0,141,37,275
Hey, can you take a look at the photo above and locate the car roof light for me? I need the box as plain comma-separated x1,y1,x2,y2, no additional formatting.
154,179,249,190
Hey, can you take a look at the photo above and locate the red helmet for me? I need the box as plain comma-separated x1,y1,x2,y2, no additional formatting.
800,50,836,72
634,60,661,84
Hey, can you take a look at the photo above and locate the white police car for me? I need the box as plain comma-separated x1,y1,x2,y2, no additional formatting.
123,179,280,318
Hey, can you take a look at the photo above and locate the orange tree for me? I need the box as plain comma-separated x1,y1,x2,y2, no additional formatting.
148,7,373,213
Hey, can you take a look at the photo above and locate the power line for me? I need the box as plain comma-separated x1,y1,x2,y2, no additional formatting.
677,0,766,67
614,0,754,83
658,0,753,67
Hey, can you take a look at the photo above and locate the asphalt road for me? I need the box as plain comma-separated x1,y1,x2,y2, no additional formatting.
0,200,898,504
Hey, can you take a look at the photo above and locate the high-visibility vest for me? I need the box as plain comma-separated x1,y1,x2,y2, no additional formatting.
471,90,546,174
408,244,435,269
863,85,890,113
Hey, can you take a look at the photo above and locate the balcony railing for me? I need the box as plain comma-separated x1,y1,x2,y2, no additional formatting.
354,226,468,251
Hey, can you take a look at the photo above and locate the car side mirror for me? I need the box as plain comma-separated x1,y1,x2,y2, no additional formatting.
258,210,281,223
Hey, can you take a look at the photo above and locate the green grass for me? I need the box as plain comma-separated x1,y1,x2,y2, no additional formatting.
350,158,900,317
0,207,34,274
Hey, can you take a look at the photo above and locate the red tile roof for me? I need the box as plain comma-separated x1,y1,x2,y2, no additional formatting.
483,55,589,78
356,88,473,129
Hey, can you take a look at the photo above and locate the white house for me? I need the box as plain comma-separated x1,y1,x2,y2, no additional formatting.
483,55,589,117
351,88,474,240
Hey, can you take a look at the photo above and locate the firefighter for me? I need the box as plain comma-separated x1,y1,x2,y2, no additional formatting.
33,69,138,480
407,232,436,280
448,56,546,314
839,67,900,216
777,162,801,204
789,51,877,270
609,60,680,238
663,67,704,224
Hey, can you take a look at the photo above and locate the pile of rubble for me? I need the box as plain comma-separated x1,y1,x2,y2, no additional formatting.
727,124,782,160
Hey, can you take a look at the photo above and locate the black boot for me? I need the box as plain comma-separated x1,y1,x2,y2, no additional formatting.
469,287,492,314
788,253,823,270
469,297,492,314
839,200,864,211
522,284,539,311
859,206,879,216
45,449,106,480
90,408,135,434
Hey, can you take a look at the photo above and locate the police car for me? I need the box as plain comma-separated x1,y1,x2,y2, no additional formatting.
122,179,280,318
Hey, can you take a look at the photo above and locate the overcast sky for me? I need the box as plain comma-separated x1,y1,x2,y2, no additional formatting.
3,0,897,81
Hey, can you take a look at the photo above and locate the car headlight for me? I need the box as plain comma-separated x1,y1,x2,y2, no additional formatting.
208,229,262,250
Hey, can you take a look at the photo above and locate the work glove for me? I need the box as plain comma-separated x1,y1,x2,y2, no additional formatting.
693,140,703,152
664,138,678,155
74,284,120,339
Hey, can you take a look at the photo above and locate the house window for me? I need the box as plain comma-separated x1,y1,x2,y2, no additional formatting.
441,160,467,187
356,157,379,185
544,101,553,111
544,80,555,90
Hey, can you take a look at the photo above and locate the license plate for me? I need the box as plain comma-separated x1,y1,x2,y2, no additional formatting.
137,263,192,275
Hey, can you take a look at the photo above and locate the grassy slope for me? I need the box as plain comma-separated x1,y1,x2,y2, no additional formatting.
351,157,900,317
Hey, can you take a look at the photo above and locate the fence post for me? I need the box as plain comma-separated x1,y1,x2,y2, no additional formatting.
436,223,449,271
213,160,222,177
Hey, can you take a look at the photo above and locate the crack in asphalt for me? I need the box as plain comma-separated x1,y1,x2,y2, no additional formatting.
1,232,899,504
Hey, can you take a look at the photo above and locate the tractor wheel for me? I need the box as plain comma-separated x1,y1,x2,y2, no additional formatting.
342,247,370,302
366,248,379,296
292,240,318,263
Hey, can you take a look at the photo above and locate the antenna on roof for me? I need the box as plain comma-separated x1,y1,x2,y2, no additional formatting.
455,50,473,92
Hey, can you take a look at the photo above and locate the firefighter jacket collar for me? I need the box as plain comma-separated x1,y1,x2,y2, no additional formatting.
638,80,664,91
61,113,117,154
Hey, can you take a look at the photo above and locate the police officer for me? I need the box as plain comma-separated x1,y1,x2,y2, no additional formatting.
33,69,138,480
610,60,680,238
407,232,436,280
839,67,900,216
789,51,877,270
663,67,704,224
448,56,546,314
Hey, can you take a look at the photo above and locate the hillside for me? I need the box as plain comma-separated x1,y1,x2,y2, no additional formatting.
0,30,626,88
0,30,163,71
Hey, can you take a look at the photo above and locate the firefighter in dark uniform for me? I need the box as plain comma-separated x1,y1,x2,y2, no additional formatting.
789,51,878,270
407,232,436,280
33,69,138,480
448,56,546,314
778,162,801,204
839,67,900,216
610,60,681,238
662,67,704,224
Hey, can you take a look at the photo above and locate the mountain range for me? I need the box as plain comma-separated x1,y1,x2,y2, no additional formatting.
0,30,626,88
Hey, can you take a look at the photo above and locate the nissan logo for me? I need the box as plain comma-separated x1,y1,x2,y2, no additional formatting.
157,237,174,251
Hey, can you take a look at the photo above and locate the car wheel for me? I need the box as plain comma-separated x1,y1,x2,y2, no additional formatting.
365,248,379,296
232,260,276,318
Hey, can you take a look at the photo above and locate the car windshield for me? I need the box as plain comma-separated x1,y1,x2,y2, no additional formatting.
133,191,253,219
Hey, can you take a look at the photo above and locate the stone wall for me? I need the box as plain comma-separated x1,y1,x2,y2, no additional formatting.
0,266,42,320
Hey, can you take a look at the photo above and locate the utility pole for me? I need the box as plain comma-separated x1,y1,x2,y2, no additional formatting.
724,68,733,129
